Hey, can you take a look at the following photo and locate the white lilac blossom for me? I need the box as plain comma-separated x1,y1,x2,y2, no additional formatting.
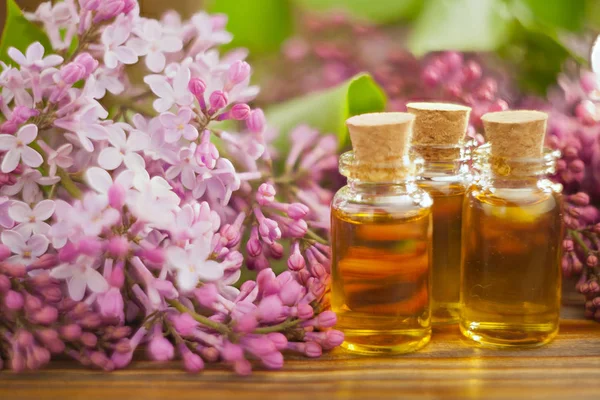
0,0,340,374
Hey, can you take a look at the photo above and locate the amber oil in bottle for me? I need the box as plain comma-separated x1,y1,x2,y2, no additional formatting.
408,102,471,325
460,110,564,348
331,112,433,354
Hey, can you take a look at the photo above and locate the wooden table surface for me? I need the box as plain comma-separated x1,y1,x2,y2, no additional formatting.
1,306,599,400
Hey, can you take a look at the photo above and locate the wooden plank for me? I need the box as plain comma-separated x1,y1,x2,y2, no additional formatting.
1,311,599,400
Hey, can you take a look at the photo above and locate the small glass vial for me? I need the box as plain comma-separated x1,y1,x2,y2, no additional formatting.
460,110,564,348
331,112,433,354
408,102,471,325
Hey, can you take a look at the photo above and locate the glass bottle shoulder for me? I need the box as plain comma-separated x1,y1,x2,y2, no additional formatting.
464,179,563,222
332,183,432,223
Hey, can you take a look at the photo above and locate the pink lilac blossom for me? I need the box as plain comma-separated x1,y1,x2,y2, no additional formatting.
0,1,340,374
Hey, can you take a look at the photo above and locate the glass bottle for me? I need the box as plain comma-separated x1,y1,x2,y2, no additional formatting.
460,110,564,348
331,112,433,354
408,102,471,325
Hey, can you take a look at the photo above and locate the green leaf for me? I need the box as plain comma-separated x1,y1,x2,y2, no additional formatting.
207,0,294,54
587,0,600,29
519,0,585,32
292,0,422,23
265,73,386,150
0,0,51,65
407,0,514,56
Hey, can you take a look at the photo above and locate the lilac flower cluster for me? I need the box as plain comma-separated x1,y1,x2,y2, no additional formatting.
540,58,600,320
0,1,341,373
258,12,514,142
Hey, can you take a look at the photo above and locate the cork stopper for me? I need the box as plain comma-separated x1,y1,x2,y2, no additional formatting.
481,110,549,177
407,102,471,145
346,112,415,162
344,112,416,182
482,110,547,158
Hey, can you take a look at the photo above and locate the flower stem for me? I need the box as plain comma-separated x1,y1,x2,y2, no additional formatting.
305,228,328,245
166,299,230,335
570,229,591,254
253,318,302,334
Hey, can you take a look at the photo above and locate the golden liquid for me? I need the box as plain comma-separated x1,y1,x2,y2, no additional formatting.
419,182,466,325
460,187,563,348
331,207,432,354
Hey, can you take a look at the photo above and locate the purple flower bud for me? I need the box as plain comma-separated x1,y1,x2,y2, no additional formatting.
325,330,344,348
188,78,206,98
246,109,265,133
0,245,12,263
258,218,281,245
90,351,114,371
441,52,463,71
12,106,39,124
171,313,199,336
80,0,100,11
107,236,129,258
234,359,252,376
569,159,585,173
257,295,284,322
587,255,598,267
261,351,283,369
297,303,314,320
266,333,288,351
221,342,244,362
228,61,251,85
97,287,124,323
60,62,86,85
268,243,283,260
0,275,10,292
80,313,102,329
287,203,309,220
78,237,102,256
231,103,251,120
59,242,79,263
5,290,24,310
15,330,34,348
463,60,482,81
316,311,337,328
569,192,590,206
1,263,26,277
279,280,304,306
193,284,219,309
209,90,228,112
234,314,258,333
576,100,599,125
73,53,98,76
148,334,175,361
108,183,126,209
246,231,262,258
138,247,165,265
94,0,128,22
111,350,133,369
40,286,62,302
60,324,82,341
24,294,42,312
123,0,136,13
257,183,276,205
180,344,204,373
109,266,125,288
80,332,98,347
304,342,322,358
287,219,308,238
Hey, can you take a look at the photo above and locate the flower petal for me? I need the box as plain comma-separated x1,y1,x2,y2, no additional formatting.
7,47,27,65
98,147,123,170
1,230,26,253
126,130,150,152
1,149,21,173
20,147,43,168
86,267,109,293
166,246,188,269
28,234,49,256
50,263,75,279
86,167,113,194
8,201,32,223
114,46,138,65
26,42,44,63
68,274,87,301
33,199,55,220
196,260,224,282
17,121,36,142
0,134,15,151
159,36,183,53
146,51,166,73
